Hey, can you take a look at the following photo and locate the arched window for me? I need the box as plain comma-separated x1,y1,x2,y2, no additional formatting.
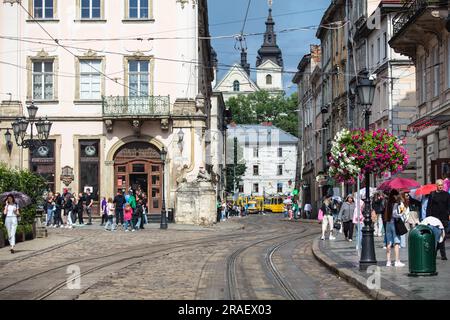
233,80,240,92
266,74,272,85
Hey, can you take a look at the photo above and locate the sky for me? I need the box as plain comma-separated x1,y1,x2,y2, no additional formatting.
208,0,331,95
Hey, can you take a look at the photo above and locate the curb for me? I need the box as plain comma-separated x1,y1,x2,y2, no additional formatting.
311,238,401,300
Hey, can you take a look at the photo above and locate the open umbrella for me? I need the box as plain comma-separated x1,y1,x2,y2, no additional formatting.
377,177,420,192
414,184,437,196
0,191,32,208
357,187,377,198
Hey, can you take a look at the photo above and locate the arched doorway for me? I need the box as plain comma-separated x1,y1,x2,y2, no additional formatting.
113,142,162,213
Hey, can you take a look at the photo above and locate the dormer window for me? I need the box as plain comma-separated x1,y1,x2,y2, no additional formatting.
233,80,240,92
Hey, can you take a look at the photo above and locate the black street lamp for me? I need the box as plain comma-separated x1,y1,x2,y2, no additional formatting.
356,72,376,270
11,102,52,150
160,146,168,229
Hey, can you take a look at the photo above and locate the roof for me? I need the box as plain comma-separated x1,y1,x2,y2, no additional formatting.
227,124,298,145
214,63,259,92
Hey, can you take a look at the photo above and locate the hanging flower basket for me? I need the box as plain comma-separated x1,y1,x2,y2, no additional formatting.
328,128,409,185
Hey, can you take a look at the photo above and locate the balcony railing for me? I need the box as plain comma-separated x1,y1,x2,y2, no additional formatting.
102,95,170,117
393,0,448,36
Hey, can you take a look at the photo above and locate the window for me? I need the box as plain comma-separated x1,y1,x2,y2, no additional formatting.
433,46,440,97
277,183,283,193
277,165,283,175
33,61,53,100
29,140,55,192
33,0,54,19
253,165,259,176
266,74,272,85
238,184,244,193
253,183,259,193
129,0,149,19
81,0,101,19
420,56,426,104
233,80,240,92
79,140,100,201
447,38,450,88
383,32,387,59
80,60,101,100
278,147,282,157
253,147,258,158
377,38,380,63
370,44,374,67
129,60,149,96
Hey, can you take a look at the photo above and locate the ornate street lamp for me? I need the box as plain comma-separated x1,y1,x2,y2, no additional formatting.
11,102,52,150
160,146,168,229
356,72,377,270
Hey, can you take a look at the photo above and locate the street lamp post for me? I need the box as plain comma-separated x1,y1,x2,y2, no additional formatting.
11,101,52,150
356,72,377,270
160,146,168,229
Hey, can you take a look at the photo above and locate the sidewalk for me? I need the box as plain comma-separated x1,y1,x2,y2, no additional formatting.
312,230,450,300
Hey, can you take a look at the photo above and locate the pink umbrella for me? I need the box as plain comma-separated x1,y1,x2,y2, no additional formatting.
377,177,420,192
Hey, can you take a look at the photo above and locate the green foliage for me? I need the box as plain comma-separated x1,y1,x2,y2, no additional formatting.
225,164,247,193
226,90,299,137
0,163,47,225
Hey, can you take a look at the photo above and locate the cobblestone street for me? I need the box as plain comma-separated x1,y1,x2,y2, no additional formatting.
0,215,369,300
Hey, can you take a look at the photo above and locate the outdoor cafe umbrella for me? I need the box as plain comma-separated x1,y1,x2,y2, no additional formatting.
414,184,437,196
377,177,420,192
0,191,32,208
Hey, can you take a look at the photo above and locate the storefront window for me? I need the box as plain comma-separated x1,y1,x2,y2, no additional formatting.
79,140,100,200
30,140,55,192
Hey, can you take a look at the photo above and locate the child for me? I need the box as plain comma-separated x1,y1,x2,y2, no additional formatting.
105,198,115,231
123,203,133,232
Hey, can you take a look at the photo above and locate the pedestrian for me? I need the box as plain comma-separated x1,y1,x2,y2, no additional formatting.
53,192,63,228
45,192,55,227
353,194,364,249
63,192,74,228
338,194,355,241
84,190,94,225
420,194,429,221
105,197,115,231
304,203,312,219
123,203,133,232
113,190,126,227
133,200,144,230
77,193,84,225
3,194,20,254
426,179,450,260
128,191,137,214
221,200,226,221
384,189,406,267
100,197,107,226
372,192,385,237
320,196,335,240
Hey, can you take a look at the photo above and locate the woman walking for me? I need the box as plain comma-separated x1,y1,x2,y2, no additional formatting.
63,193,74,229
3,195,20,253
338,195,356,241
320,196,335,240
385,189,406,267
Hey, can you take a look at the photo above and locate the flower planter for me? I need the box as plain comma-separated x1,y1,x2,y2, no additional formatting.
25,230,34,241
15,232,25,243
32,221,37,239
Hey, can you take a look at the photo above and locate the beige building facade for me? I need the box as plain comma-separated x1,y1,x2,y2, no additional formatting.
0,0,225,225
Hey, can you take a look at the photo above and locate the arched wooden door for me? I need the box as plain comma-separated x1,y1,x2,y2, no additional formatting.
114,142,163,213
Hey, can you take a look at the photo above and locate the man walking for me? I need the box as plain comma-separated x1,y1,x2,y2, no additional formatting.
426,179,450,260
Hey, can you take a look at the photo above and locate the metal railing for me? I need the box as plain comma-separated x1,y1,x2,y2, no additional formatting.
392,0,447,36
102,95,170,117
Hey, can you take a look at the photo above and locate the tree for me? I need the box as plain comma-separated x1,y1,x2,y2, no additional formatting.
225,137,247,193
226,90,299,137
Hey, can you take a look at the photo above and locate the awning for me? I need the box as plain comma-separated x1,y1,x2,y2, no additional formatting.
407,115,450,132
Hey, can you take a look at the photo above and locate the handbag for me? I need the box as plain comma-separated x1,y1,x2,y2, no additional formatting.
318,209,324,222
394,217,408,236
334,220,341,230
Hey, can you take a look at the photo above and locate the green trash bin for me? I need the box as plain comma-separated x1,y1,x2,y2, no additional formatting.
408,225,438,276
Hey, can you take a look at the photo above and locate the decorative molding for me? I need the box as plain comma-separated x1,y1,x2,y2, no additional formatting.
104,160,114,166
176,0,196,9
36,49,49,58
60,166,74,187
83,49,98,57
132,119,142,136
160,118,169,130
104,119,113,133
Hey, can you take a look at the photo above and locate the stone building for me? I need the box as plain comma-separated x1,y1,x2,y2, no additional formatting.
390,0,450,184
0,0,226,225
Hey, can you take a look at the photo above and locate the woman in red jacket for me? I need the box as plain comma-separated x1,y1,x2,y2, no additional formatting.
123,203,133,232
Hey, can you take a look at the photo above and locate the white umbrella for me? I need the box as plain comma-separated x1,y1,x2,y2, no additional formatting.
356,187,377,199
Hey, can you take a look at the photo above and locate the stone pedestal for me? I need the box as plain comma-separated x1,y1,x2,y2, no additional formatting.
175,181,216,226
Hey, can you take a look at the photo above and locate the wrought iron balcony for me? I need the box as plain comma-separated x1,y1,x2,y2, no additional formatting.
102,95,170,118
392,0,448,36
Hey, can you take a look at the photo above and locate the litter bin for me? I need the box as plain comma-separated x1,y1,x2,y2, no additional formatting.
408,225,438,276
